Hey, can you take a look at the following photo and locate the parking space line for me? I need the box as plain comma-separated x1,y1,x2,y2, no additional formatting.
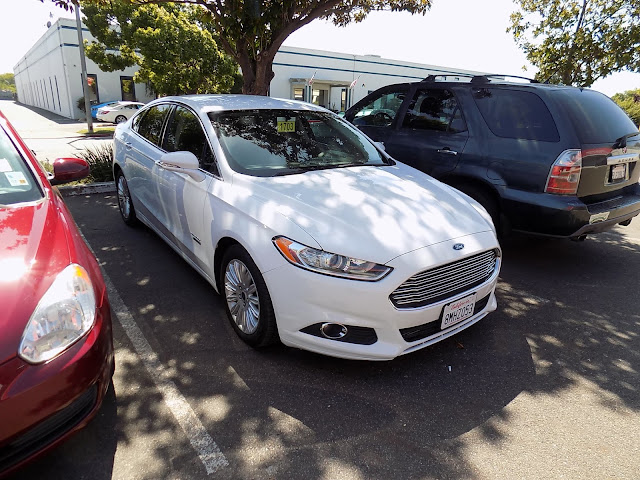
103,273,229,474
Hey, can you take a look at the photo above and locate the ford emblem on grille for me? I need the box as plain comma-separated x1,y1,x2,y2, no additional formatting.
453,243,465,250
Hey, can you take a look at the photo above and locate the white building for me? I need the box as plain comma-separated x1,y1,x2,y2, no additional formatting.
271,46,484,112
13,18,154,120
14,18,484,119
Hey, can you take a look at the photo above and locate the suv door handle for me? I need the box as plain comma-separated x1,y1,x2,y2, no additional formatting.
437,148,458,156
125,142,132,150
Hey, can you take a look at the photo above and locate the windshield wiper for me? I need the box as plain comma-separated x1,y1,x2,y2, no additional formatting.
613,132,639,149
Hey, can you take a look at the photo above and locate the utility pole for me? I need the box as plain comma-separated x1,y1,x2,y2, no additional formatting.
73,0,93,133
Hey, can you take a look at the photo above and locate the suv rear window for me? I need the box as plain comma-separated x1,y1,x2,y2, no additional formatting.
551,89,638,144
473,88,560,142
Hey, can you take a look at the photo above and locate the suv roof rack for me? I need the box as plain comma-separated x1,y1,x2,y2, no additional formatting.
470,74,540,85
422,73,475,82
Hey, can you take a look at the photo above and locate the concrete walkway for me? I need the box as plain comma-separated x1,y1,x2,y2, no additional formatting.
0,99,114,163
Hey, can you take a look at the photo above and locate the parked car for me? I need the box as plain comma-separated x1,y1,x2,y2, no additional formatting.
113,95,501,360
0,111,114,475
90,101,118,120
97,101,144,124
345,75,640,240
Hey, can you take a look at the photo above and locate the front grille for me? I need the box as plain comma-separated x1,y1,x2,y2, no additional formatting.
0,385,97,473
390,249,499,309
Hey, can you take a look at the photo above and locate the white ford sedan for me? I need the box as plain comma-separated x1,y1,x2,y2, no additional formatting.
113,95,501,360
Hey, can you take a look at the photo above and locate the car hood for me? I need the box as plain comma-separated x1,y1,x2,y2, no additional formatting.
0,198,72,364
236,163,494,264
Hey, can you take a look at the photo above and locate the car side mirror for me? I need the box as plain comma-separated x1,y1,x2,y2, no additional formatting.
374,141,386,151
157,151,206,182
50,157,90,185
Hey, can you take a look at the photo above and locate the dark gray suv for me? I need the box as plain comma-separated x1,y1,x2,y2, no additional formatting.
345,75,640,240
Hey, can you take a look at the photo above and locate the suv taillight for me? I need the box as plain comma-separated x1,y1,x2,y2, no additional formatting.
545,149,582,195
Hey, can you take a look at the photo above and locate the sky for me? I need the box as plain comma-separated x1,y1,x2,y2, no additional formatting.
2,0,639,97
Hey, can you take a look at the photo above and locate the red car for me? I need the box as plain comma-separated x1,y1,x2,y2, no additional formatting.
0,111,114,476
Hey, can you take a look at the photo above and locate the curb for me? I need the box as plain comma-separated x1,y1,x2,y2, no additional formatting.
58,181,116,197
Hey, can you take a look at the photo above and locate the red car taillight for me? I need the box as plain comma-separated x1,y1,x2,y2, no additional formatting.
545,149,582,195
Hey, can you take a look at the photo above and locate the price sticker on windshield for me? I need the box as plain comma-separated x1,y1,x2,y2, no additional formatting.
277,119,296,132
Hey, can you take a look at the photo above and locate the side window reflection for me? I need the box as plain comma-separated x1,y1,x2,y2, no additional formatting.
403,89,467,133
352,91,406,127
164,106,219,176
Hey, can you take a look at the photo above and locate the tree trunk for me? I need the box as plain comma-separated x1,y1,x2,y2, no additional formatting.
236,51,276,96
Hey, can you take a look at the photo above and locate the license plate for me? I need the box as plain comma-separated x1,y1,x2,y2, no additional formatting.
611,163,626,181
441,293,477,329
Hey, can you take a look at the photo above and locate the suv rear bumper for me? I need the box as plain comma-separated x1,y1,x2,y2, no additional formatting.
501,184,640,238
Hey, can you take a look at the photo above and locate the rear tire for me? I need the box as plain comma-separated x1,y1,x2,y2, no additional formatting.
115,171,138,227
115,115,127,124
220,245,279,347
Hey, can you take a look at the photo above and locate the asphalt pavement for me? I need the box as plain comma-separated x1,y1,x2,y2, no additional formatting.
2,101,639,479
5,191,637,480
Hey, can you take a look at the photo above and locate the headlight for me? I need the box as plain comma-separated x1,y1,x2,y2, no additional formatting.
19,264,96,364
273,236,391,281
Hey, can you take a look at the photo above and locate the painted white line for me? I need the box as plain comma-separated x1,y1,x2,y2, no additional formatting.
103,274,228,474
74,216,227,473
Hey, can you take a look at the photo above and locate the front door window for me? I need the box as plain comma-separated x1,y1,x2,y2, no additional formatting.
351,90,406,127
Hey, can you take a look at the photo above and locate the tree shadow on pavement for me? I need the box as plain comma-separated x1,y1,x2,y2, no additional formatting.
40,193,639,480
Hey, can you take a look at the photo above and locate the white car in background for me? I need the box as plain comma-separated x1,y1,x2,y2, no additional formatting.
113,95,501,360
97,101,144,124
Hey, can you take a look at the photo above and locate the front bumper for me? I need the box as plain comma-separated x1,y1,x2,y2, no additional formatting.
264,231,500,360
0,306,114,476
501,184,640,237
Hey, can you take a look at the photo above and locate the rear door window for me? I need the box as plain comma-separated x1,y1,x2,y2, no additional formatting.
552,89,638,144
136,104,172,147
473,88,560,142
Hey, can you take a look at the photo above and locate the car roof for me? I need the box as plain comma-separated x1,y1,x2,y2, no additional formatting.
151,94,328,114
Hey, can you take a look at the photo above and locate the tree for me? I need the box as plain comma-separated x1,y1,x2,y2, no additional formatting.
509,0,640,87
0,73,16,93
80,2,239,96
612,89,640,126
45,0,432,95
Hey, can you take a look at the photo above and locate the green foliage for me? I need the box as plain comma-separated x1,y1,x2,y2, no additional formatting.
74,142,114,183
0,73,16,93
509,0,640,87
612,89,640,126
80,2,238,96
76,96,86,112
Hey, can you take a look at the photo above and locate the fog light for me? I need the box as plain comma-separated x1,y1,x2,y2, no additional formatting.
320,323,348,339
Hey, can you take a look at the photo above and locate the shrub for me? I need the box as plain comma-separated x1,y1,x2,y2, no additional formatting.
74,142,114,183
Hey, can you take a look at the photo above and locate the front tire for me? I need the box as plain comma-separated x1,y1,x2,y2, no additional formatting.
221,245,278,347
116,171,138,226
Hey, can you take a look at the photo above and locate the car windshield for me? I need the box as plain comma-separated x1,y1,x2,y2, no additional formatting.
0,126,42,205
209,109,389,177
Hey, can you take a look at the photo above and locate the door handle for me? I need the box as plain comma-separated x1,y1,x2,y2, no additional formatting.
437,148,458,156
125,142,132,150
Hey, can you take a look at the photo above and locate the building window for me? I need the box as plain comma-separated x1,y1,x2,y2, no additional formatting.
341,88,347,112
83,74,99,104
293,87,304,101
120,76,136,102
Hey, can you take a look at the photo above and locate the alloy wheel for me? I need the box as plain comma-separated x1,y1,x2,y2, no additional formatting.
224,259,260,334
117,175,131,220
